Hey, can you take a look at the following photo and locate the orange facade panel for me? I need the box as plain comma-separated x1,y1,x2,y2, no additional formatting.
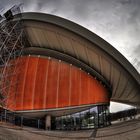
45,60,58,108
58,62,70,108
70,67,80,106
23,57,39,110
33,58,49,109
15,57,29,110
6,56,109,111
88,76,96,104
6,58,26,110
80,71,89,105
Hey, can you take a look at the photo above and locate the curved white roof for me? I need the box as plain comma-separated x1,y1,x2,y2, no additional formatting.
14,12,140,106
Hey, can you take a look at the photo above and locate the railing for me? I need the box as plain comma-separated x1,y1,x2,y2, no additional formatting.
0,109,45,129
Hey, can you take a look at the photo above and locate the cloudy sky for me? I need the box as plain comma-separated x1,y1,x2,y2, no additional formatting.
0,0,139,112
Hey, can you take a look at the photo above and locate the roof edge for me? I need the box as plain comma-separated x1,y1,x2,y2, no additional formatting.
14,12,140,86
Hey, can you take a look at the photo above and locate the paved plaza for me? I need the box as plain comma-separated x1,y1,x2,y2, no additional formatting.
0,119,139,140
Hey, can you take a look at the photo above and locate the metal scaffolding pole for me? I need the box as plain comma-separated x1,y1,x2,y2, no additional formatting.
0,5,27,110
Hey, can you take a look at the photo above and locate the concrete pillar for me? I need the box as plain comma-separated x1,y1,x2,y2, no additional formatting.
45,115,51,130
5,109,7,122
21,116,23,127
37,119,40,129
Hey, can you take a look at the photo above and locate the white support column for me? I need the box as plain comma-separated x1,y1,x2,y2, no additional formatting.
45,115,51,130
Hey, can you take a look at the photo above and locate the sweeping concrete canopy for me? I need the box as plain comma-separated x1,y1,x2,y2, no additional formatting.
14,12,140,106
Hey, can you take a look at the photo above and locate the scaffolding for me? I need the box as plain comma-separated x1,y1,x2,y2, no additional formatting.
0,5,26,109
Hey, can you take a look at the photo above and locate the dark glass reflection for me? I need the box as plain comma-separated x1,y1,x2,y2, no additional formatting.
55,105,110,130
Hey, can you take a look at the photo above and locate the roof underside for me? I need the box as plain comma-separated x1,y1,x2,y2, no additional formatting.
14,12,140,106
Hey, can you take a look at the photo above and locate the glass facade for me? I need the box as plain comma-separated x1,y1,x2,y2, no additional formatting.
54,105,110,130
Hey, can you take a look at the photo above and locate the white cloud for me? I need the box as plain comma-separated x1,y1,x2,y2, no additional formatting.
18,0,140,71
110,102,134,113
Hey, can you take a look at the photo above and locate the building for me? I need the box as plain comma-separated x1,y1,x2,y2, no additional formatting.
0,12,140,130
